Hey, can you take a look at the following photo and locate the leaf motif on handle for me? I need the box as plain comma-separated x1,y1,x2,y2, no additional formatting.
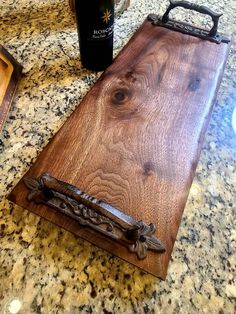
24,173,166,259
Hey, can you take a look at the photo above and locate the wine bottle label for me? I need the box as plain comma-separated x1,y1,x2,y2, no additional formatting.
75,0,115,70
87,6,114,42
92,25,114,40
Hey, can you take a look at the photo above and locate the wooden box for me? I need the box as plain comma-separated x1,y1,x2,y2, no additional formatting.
8,2,230,279
0,45,22,132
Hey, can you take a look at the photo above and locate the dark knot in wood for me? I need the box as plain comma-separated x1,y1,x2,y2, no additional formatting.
112,88,132,106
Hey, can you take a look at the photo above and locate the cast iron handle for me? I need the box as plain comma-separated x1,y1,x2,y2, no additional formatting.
162,0,222,37
24,173,165,259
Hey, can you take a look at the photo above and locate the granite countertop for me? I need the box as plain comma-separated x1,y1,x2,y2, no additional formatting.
0,0,235,313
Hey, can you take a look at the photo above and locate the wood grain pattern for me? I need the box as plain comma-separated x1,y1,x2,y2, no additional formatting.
0,45,22,132
8,18,230,279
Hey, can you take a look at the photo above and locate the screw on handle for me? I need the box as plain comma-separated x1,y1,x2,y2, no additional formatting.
162,0,222,37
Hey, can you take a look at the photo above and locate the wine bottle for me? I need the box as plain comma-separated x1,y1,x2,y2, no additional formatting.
75,0,114,71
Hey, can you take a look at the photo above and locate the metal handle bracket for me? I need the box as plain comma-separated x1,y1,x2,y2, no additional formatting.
148,0,230,44
162,0,222,37
24,173,165,259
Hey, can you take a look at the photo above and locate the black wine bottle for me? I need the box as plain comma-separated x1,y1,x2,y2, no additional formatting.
75,0,114,71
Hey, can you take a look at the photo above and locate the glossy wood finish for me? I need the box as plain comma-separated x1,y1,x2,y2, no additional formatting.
8,18,230,279
0,45,22,132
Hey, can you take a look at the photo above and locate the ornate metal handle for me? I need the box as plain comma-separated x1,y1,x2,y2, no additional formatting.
24,173,165,259
162,0,222,37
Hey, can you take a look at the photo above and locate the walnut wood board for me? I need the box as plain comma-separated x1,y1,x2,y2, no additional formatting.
8,17,230,279
0,45,22,132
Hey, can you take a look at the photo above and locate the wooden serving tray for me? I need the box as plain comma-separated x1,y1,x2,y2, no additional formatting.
8,4,230,279
0,45,22,132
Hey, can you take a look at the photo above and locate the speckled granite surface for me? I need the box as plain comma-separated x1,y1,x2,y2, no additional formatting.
0,0,235,313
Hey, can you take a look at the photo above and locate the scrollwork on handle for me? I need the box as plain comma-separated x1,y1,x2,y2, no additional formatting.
162,0,222,37
24,173,165,259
